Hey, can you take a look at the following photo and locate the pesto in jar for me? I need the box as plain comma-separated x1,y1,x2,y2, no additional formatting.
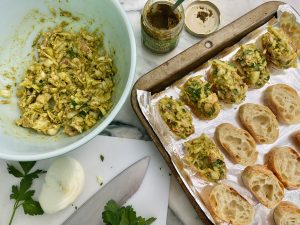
141,0,184,53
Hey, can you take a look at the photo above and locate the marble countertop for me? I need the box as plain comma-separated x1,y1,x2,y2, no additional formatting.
104,1,300,225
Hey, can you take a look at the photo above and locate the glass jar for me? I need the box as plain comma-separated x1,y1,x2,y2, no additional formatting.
141,0,184,54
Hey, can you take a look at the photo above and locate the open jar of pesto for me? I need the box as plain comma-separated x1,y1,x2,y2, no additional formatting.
141,0,184,54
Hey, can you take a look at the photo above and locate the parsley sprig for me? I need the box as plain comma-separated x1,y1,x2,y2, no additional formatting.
7,161,46,225
102,200,156,225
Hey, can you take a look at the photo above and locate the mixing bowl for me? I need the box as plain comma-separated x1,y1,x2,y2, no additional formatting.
0,0,136,161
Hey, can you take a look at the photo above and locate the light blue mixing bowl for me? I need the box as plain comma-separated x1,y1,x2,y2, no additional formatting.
0,0,136,160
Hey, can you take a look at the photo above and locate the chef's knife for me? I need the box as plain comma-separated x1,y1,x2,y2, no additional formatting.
62,156,151,225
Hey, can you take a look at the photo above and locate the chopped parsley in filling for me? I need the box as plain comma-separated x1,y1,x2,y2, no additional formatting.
234,44,270,88
208,60,248,104
184,134,226,182
180,76,220,120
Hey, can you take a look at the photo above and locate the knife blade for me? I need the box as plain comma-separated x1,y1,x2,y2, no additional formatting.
62,156,151,225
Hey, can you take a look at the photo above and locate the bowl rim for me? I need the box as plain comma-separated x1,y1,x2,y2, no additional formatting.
1,0,137,161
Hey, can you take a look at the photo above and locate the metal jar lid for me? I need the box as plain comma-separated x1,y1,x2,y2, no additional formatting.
184,1,220,37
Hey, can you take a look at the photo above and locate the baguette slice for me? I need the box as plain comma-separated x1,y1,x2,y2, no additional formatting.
239,103,279,144
294,131,300,146
241,165,284,208
264,84,300,124
215,123,258,166
266,146,300,190
208,184,254,225
274,201,300,225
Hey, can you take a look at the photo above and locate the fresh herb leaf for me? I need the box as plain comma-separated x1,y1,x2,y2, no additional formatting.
144,218,156,225
19,161,36,174
21,190,35,201
7,164,24,177
7,162,45,225
102,200,156,225
10,186,20,200
19,178,33,196
26,169,46,180
100,154,105,162
22,198,44,215
119,211,129,225
125,207,136,223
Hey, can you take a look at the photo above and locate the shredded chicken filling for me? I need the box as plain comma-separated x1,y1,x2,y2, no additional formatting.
16,23,116,136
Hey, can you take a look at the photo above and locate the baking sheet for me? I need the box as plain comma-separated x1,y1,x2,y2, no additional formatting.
137,4,300,225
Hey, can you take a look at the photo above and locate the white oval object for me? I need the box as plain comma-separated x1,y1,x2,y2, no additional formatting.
39,157,85,214
184,0,220,37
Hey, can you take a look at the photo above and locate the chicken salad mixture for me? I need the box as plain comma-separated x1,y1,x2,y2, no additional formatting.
234,44,270,88
261,26,297,69
180,76,220,120
158,96,195,139
207,60,248,104
184,134,227,182
16,23,116,136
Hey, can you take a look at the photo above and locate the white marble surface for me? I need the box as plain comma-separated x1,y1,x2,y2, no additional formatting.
108,1,300,225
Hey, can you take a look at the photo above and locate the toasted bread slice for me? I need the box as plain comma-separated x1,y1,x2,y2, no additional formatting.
241,165,284,208
264,84,300,124
239,103,279,144
215,123,257,166
274,201,300,225
208,183,254,225
266,146,300,190
294,131,300,146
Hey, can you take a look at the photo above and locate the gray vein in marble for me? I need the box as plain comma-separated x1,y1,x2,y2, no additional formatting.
101,120,150,141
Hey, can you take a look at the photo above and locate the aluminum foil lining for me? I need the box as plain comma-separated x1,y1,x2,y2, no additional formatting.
137,4,300,225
